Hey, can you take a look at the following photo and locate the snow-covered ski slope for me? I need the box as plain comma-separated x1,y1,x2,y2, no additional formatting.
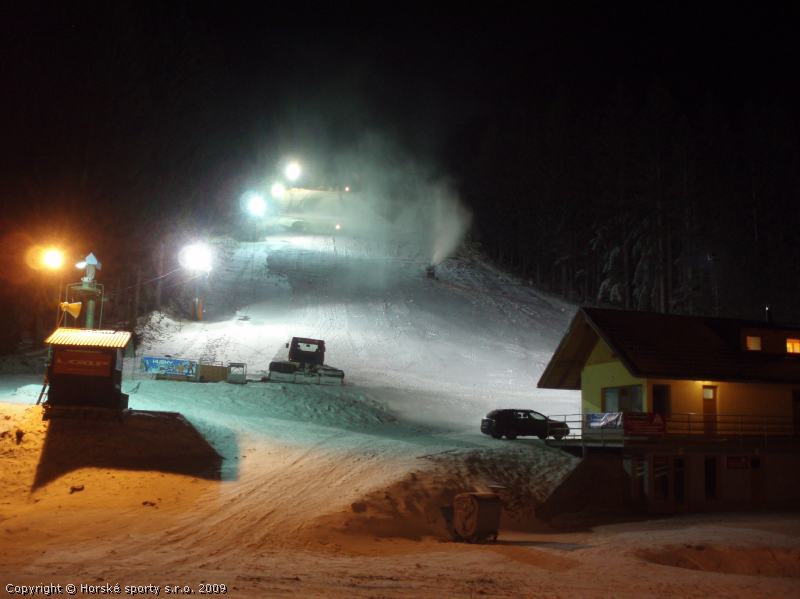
136,233,579,428
0,232,585,569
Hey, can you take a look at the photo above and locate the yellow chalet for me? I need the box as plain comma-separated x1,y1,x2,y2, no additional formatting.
540,307,800,433
537,307,800,512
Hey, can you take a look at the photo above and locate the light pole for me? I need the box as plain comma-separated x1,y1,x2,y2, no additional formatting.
179,243,213,320
40,247,64,327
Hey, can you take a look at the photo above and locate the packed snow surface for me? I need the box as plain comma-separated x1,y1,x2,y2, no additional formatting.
136,234,578,424
3,233,800,597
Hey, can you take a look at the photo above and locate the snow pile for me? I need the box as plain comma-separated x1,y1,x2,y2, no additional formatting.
311,445,578,541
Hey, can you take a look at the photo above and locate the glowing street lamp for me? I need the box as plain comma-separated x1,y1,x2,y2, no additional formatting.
179,243,212,320
42,248,64,270
284,161,301,182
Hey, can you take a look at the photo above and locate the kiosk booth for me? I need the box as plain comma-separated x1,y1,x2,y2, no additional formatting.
43,328,132,418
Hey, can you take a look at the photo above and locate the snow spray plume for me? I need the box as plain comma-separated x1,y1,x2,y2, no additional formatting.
429,185,472,266
332,136,472,266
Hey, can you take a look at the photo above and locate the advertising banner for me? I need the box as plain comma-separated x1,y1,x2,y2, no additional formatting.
586,412,623,429
141,356,197,378
53,349,113,377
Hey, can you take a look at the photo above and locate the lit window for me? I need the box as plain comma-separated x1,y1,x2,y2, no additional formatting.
745,336,762,351
787,338,800,353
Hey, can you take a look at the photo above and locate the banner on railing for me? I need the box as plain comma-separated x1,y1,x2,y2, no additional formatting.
623,412,666,435
141,356,198,378
586,412,623,429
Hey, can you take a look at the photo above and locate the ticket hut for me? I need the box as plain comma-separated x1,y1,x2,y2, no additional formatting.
44,328,132,416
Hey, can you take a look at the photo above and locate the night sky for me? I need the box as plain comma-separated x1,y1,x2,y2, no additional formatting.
2,3,800,347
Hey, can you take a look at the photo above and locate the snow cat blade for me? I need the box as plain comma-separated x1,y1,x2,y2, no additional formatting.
267,360,344,385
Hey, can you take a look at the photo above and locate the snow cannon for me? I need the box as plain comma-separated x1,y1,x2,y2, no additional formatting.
267,337,344,385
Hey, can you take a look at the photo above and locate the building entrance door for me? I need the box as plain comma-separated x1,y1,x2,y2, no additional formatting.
652,384,671,417
703,386,717,436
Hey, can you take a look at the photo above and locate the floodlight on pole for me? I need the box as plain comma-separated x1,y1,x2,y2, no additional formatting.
270,182,287,199
285,161,301,182
179,243,213,321
245,192,266,217
179,243,213,273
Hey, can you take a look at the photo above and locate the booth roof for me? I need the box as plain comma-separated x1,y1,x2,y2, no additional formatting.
44,328,132,349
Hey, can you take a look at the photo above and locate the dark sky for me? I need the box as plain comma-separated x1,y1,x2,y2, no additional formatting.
3,3,800,218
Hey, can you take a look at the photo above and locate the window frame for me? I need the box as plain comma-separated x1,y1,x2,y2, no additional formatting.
745,335,762,351
601,384,644,413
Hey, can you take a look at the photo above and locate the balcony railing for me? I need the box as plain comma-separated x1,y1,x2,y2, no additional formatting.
546,412,798,446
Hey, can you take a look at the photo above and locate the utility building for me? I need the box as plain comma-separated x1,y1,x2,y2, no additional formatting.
538,308,800,513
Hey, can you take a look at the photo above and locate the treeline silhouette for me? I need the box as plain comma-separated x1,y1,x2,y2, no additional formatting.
453,81,800,323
